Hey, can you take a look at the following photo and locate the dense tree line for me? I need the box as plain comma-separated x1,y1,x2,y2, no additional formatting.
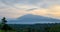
0,17,60,32
10,23,60,32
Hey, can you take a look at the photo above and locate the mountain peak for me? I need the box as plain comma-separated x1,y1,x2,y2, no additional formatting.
17,14,60,22
7,14,60,24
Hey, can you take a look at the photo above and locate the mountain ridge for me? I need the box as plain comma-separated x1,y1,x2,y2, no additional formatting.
7,14,60,24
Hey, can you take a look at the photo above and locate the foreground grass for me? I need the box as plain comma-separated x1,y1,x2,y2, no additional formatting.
0,30,17,32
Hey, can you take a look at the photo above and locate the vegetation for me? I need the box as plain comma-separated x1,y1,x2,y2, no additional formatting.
7,23,60,32
49,25,60,32
0,17,60,32
0,17,16,32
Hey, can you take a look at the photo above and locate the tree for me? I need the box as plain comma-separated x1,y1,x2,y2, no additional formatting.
1,17,7,24
1,17,13,30
49,25,60,32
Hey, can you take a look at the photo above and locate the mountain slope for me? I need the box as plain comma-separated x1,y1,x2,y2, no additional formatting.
7,14,60,24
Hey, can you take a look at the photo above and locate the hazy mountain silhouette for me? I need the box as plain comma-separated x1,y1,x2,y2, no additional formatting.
7,14,60,24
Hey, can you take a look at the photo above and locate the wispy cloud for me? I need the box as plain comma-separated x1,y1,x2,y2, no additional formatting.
0,0,60,19
29,5,60,19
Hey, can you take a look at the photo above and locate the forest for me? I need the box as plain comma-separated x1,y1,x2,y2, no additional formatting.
0,17,60,32
8,23,60,32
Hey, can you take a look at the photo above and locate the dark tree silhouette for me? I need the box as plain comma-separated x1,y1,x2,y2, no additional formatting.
1,17,13,30
1,17,7,24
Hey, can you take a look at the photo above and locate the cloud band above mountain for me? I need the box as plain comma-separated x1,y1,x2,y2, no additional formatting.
0,0,60,19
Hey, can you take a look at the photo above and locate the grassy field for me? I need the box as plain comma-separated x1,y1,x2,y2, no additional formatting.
0,30,17,32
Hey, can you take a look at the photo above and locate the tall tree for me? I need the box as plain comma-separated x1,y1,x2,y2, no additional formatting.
1,17,12,30
1,17,7,24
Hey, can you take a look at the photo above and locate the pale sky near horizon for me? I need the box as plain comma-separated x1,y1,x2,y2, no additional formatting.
0,0,60,19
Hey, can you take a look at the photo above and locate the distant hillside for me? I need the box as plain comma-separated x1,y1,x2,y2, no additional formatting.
7,14,60,24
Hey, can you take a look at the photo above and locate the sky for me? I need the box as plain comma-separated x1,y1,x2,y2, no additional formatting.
0,0,60,19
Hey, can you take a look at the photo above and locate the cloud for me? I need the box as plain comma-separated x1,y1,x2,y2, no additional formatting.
29,8,48,16
0,7,28,18
0,0,60,19
0,4,60,19
14,4,38,10
28,5,60,19
47,5,60,17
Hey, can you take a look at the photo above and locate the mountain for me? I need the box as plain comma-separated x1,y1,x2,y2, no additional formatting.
7,14,60,24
